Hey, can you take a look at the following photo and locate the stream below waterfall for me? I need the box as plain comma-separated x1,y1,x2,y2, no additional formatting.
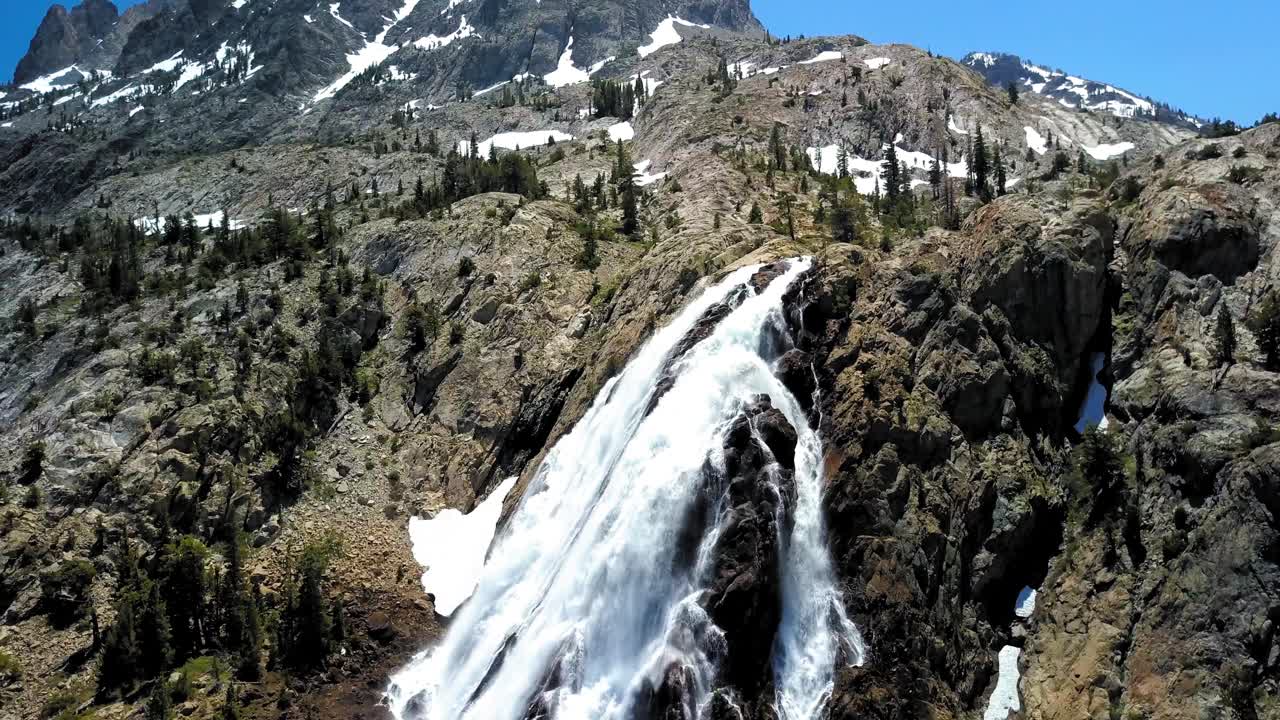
386,258,864,720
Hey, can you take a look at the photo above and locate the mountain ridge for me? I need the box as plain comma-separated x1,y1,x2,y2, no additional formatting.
961,50,1205,131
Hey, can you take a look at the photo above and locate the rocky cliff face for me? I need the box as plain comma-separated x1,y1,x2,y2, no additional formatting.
1,3,1278,720
12,0,120,85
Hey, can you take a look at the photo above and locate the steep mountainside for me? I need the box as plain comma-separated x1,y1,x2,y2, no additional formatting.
962,51,1204,131
1,2,1278,720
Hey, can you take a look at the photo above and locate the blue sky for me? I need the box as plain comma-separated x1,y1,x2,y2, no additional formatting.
752,0,1276,124
4,0,1275,123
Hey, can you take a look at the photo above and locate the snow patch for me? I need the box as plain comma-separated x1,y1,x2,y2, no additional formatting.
983,646,1022,720
474,80,508,97
231,0,248,9
304,13,313,22
628,71,663,96
864,56,891,70
608,121,634,142
91,84,142,108
20,65,81,93
1083,142,1134,161
1024,126,1047,155
413,15,476,50
134,211,245,234
798,51,843,65
541,36,610,88
128,106,144,117
461,130,573,156
638,16,709,58
948,115,968,135
808,143,967,195
408,476,517,617
142,51,184,74
328,3,355,30
968,52,998,68
633,159,667,187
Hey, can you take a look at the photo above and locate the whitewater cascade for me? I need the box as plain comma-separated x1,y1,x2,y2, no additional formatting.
387,258,864,720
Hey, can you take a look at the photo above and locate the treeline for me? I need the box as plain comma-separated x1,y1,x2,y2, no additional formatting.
566,139,642,268
389,143,546,220
76,525,346,702
590,77,648,120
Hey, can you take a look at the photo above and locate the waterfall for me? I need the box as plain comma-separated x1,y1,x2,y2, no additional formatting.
386,258,864,720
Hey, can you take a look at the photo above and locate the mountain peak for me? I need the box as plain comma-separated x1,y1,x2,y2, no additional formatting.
961,50,1203,131
13,0,121,85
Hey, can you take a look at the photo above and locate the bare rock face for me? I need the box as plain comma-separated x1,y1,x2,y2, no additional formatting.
12,0,118,84
1018,123,1280,720
962,195,1113,408
1124,182,1261,286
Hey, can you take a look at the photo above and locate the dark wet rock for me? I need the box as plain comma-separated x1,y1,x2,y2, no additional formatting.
774,349,816,413
647,290,746,414
631,663,698,720
748,262,788,293
704,395,795,700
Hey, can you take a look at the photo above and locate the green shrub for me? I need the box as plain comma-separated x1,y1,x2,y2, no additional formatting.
0,650,21,683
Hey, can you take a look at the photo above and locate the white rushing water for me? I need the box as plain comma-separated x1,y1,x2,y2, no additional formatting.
387,258,863,720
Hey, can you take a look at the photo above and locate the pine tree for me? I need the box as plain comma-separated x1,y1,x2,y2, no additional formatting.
881,144,901,206
164,537,210,661
994,143,1007,196
972,126,991,201
99,597,140,693
283,540,335,670
769,123,787,170
1072,426,1127,527
779,193,796,240
1213,302,1237,368
748,200,763,224
221,684,241,720
1006,81,1019,104
1250,291,1280,371
145,680,173,720
829,191,857,244
620,182,639,238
